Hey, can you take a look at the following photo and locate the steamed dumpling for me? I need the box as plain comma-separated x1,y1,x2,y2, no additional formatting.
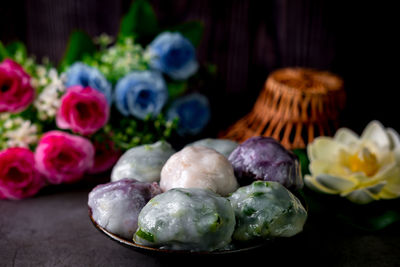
88,179,162,239
228,136,303,190
229,181,307,241
134,188,235,251
160,146,239,196
186,138,239,158
111,141,175,182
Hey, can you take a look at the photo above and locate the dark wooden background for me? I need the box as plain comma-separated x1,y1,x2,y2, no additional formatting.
1,0,399,134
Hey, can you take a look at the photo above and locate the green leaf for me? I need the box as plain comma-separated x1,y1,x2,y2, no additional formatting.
0,41,9,61
58,30,95,72
166,21,204,47
118,0,158,42
292,148,310,177
368,210,400,230
167,81,187,99
304,187,400,232
5,41,27,61
206,63,217,75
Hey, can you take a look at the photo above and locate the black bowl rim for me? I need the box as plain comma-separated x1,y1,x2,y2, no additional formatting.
88,190,307,255
89,210,270,255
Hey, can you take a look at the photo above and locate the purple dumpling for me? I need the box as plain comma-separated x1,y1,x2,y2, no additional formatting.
88,179,162,239
228,137,303,190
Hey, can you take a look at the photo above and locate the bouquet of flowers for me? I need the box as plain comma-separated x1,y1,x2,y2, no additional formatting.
0,0,213,200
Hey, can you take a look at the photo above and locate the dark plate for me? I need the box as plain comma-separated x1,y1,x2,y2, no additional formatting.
89,210,269,256
88,191,307,256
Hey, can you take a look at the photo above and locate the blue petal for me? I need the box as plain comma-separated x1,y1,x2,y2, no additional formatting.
167,93,211,136
148,32,198,80
65,62,91,88
114,71,168,120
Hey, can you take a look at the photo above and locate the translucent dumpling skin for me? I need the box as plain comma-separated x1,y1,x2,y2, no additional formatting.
228,136,303,190
160,146,239,196
229,181,307,241
88,179,162,239
111,141,175,182
186,138,239,158
134,188,236,252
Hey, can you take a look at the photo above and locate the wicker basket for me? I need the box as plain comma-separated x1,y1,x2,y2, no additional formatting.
220,68,346,149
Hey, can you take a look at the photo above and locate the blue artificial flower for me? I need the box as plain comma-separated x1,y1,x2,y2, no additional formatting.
65,62,112,104
114,71,168,120
148,32,199,80
167,93,211,136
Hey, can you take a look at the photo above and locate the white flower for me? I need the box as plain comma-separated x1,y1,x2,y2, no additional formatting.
2,118,39,148
34,69,66,121
305,121,400,204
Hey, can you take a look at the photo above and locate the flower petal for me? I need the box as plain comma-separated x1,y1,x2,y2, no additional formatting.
387,128,400,149
352,162,396,188
379,188,400,199
315,174,358,192
304,175,339,194
361,120,390,149
307,137,345,162
309,160,350,177
334,127,359,146
309,160,330,176
381,170,400,197
393,148,400,163
365,181,386,195
345,189,378,204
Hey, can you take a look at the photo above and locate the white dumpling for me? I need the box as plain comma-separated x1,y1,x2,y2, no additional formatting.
111,141,175,182
186,138,239,158
160,146,239,196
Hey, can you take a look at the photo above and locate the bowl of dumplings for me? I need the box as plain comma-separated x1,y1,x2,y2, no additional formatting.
88,137,308,255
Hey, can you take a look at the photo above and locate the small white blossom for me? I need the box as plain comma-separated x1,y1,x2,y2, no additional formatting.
4,120,14,129
1,118,39,149
0,113,10,121
34,69,66,121
94,33,114,47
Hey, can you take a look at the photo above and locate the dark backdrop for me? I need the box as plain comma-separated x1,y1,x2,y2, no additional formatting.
1,0,399,134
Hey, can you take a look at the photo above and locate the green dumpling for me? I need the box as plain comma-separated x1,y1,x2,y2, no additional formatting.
228,181,307,241
111,141,175,182
134,188,235,251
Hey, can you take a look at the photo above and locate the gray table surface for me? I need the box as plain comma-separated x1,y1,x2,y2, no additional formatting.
1,181,400,267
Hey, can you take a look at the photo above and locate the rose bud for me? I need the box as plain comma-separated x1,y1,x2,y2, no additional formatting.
0,147,44,200
56,86,109,136
35,131,95,184
0,59,34,113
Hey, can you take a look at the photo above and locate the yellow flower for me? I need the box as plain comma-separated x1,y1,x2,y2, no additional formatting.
305,121,400,204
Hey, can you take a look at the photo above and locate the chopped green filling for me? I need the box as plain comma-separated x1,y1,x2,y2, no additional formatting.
136,229,155,242
253,181,265,187
144,144,153,151
209,214,222,232
250,191,265,198
243,206,256,216
253,181,269,187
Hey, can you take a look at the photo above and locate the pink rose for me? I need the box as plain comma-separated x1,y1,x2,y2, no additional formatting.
0,147,44,200
0,59,34,113
87,139,122,174
56,86,109,135
35,130,95,184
